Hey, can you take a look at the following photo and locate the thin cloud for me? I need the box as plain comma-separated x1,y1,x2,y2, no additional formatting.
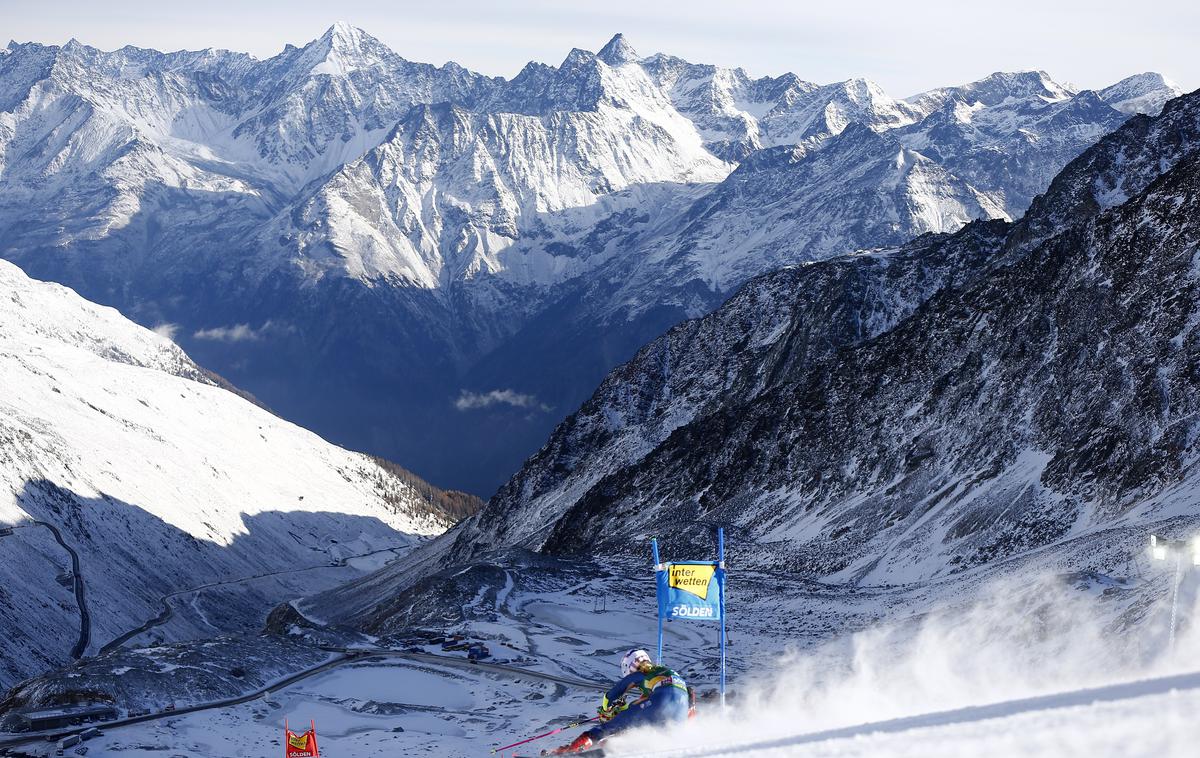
454,389,550,412
193,321,290,343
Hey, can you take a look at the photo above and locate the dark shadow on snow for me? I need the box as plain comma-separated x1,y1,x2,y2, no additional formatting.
0,479,418,690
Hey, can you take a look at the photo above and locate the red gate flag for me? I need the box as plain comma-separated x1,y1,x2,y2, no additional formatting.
284,719,319,758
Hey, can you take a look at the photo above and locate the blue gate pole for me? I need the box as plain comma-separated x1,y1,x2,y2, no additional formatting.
717,527,726,710
651,538,663,663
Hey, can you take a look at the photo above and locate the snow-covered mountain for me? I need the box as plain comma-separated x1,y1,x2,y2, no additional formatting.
898,72,1130,216
0,26,1182,494
1099,72,1183,115
0,259,472,688
405,88,1200,587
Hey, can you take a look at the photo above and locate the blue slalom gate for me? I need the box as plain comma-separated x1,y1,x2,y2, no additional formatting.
651,528,728,707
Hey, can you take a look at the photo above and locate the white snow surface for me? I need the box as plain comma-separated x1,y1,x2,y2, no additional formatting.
0,259,450,684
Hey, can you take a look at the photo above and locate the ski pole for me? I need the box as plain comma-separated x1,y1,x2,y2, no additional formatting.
490,716,600,754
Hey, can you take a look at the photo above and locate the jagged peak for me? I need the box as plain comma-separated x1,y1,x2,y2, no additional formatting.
832,77,895,105
323,21,364,44
773,71,806,87
298,22,393,76
1097,71,1184,116
1098,71,1181,99
906,69,1075,112
509,59,555,83
0,39,51,56
310,22,390,57
597,33,639,66
560,47,596,70
841,75,880,89
1109,71,1172,87
971,70,1073,101
639,50,687,68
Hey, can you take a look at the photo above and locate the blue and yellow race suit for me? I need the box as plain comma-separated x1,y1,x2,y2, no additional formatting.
586,665,690,742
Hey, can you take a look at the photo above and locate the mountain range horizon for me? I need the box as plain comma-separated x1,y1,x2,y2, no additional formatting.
0,21,1186,495
5,23,1184,102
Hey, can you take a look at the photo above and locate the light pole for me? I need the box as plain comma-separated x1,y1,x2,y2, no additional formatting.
1149,534,1200,653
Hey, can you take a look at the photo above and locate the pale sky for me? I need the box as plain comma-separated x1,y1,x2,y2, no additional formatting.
2,0,1197,96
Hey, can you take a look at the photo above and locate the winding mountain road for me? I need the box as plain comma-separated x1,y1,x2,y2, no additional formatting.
11,521,90,659
99,544,412,655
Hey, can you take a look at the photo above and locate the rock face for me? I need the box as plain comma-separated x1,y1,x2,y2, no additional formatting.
429,90,1200,589
0,259,469,688
448,224,1008,560
0,27,1182,493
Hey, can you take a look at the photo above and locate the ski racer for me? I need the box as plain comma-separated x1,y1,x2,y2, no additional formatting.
546,649,690,754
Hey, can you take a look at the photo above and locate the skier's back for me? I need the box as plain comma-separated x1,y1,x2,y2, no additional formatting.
547,649,690,754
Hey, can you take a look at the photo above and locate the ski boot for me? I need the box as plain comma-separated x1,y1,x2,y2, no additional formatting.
542,733,594,754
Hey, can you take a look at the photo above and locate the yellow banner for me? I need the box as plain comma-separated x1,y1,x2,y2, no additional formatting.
668,563,715,600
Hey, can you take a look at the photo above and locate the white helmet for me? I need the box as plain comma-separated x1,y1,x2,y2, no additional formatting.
621,649,652,676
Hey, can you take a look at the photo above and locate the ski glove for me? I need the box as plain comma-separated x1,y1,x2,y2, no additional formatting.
598,698,626,722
